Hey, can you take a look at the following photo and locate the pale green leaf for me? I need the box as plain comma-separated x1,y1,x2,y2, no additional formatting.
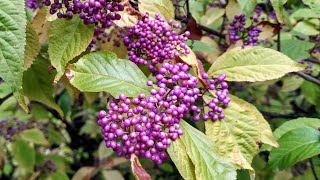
225,0,242,21
138,0,175,21
98,141,113,161
205,94,277,170
11,139,35,173
48,15,94,82
23,56,64,117
273,39,315,61
0,0,28,111
102,170,125,180
281,76,304,92
167,138,196,180
291,21,320,36
20,128,49,145
268,128,320,170
179,121,237,180
67,51,151,97
0,82,12,99
207,46,306,82
302,0,320,16
200,8,225,26
291,8,319,20
273,118,320,139
47,171,69,180
24,22,40,70
270,0,288,24
237,0,257,17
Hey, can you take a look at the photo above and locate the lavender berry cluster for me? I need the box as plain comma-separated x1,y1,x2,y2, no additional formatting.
42,0,124,46
26,0,43,11
98,14,231,164
123,14,190,73
228,14,262,47
0,118,38,141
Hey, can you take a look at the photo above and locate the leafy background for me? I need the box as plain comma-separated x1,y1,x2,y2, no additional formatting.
0,0,320,179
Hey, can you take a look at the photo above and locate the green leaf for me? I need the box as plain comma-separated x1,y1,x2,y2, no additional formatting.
102,170,125,180
138,0,175,21
179,121,237,180
47,171,69,180
67,51,151,97
281,76,304,92
207,46,305,82
48,129,65,145
273,39,315,61
48,15,94,82
291,8,319,20
268,128,320,170
204,94,277,170
0,0,28,112
11,139,35,173
270,0,288,24
0,82,12,98
237,0,257,17
291,21,320,36
98,141,113,161
167,138,196,180
301,81,320,108
273,118,320,140
24,22,40,70
23,56,64,117
302,0,320,16
20,128,49,145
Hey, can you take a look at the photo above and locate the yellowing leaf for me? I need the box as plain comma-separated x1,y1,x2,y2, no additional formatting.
207,46,306,82
204,94,277,170
138,0,175,21
226,0,242,21
167,139,196,180
179,121,237,180
24,22,40,70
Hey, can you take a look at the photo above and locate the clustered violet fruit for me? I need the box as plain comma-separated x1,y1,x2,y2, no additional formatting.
26,0,43,11
98,14,231,164
228,14,262,48
123,14,190,73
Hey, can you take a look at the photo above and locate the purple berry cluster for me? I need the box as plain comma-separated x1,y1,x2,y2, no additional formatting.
43,0,124,46
97,62,201,164
26,0,43,11
228,14,262,47
191,74,230,121
123,14,190,72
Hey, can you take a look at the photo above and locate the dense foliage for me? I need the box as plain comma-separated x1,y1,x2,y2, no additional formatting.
0,0,319,179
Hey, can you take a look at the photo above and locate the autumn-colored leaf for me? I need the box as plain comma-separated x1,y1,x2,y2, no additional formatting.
130,154,151,180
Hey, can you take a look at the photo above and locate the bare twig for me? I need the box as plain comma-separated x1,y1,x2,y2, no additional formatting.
294,72,320,86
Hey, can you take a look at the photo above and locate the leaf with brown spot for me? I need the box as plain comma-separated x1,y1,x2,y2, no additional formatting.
257,21,281,40
32,7,50,44
113,0,143,27
130,154,151,180
177,46,207,87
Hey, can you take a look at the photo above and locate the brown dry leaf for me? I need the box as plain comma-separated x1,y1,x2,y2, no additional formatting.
183,16,203,40
71,166,95,180
257,21,281,40
177,46,207,86
130,154,151,180
32,7,50,44
114,0,143,27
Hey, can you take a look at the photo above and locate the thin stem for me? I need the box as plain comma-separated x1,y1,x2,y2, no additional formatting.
309,158,319,180
294,72,320,86
277,27,281,51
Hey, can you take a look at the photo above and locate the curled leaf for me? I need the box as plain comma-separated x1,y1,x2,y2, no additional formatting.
130,154,151,180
